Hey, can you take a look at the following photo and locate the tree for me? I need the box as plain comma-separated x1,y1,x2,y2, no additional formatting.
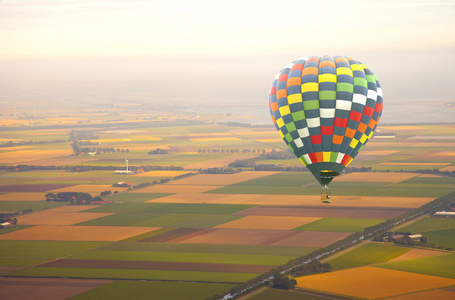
272,274,297,290
420,236,429,244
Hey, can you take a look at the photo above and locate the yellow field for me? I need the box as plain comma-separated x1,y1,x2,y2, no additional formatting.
189,137,240,142
48,185,129,194
132,170,193,177
358,150,399,155
229,129,277,135
295,266,455,299
0,149,74,164
16,211,112,226
149,194,433,208
132,185,222,194
384,289,455,300
0,193,45,202
418,174,445,178
379,126,427,130
187,133,232,136
379,162,451,166
0,225,160,242
388,249,446,262
433,151,455,156
335,172,419,182
168,171,278,186
214,216,321,230
255,139,283,143
440,166,455,172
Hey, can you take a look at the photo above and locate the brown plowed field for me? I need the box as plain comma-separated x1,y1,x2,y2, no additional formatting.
0,184,74,193
384,289,455,300
48,185,129,194
233,206,409,219
444,286,455,292
151,193,432,208
16,212,113,226
295,266,455,299
269,231,352,247
0,192,46,201
170,228,298,246
388,249,446,262
133,185,223,194
0,225,160,242
168,171,278,186
0,277,113,300
40,259,275,273
139,228,205,242
214,216,321,230
335,172,419,182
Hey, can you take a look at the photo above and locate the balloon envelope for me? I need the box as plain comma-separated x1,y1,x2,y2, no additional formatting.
269,55,383,186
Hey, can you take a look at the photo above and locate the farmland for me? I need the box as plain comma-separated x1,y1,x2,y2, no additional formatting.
295,266,455,299
0,109,454,299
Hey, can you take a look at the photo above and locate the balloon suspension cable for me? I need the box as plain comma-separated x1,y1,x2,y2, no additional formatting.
321,185,331,204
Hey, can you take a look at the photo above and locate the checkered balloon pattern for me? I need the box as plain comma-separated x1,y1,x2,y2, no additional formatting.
269,55,383,184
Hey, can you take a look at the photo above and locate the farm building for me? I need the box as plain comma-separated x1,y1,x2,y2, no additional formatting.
115,170,132,174
0,221,14,229
433,211,455,217
408,234,423,240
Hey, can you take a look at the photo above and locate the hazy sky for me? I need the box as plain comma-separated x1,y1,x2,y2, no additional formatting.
1,0,455,117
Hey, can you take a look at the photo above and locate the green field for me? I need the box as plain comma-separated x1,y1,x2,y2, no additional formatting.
83,203,255,214
165,214,242,228
68,281,236,300
67,250,293,265
294,218,386,232
399,216,455,233
207,184,450,197
9,267,258,283
377,253,455,279
76,213,165,226
0,240,109,259
98,242,316,257
424,228,455,248
326,242,410,270
0,201,65,213
0,257,49,267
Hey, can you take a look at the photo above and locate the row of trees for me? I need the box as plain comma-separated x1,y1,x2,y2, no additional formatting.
0,164,185,173
45,192,105,205
148,148,168,154
197,148,266,154
0,139,68,148
208,191,455,300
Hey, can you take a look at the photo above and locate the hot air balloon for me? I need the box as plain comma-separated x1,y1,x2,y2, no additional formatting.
269,55,383,203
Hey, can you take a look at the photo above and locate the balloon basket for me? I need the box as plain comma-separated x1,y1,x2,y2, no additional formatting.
321,186,331,204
